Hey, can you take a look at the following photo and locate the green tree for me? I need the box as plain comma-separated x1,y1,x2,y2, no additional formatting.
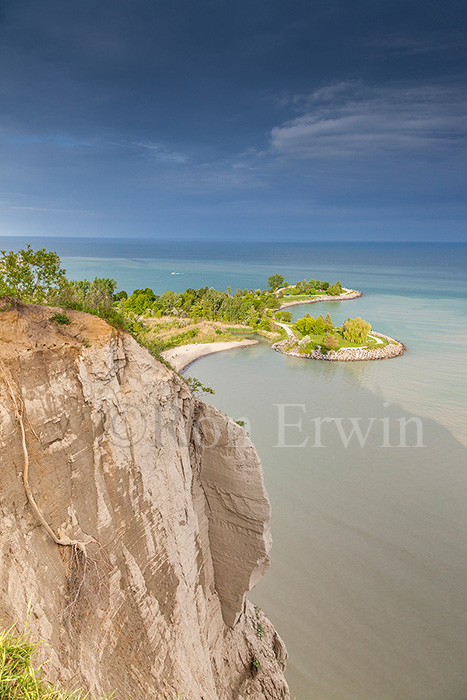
0,245,67,302
158,290,182,315
314,314,325,334
327,280,343,295
58,276,118,315
267,273,285,290
86,277,117,313
294,316,315,335
342,316,371,344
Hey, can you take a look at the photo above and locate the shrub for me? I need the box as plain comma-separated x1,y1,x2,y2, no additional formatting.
323,333,338,349
185,377,215,395
251,656,261,674
258,317,271,331
50,311,71,325
298,335,316,354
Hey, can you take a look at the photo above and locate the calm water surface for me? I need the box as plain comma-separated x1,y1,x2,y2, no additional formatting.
2,238,466,700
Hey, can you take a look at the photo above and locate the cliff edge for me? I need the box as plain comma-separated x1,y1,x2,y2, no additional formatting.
0,300,289,700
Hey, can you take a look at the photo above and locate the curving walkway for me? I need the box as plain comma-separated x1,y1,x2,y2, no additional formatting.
274,321,295,337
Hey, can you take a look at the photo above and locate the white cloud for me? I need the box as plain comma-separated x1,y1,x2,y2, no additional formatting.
0,201,93,214
269,83,467,163
132,140,187,163
366,34,466,55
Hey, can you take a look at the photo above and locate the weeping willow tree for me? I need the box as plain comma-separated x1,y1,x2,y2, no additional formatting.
342,316,371,344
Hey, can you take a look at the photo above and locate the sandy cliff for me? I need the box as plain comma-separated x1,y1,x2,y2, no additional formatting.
0,300,289,700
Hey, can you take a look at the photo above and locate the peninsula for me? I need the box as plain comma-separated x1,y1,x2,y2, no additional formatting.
0,247,406,378
141,274,406,367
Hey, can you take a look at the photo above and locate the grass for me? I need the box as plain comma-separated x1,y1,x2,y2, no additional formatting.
289,327,389,352
0,626,110,699
141,316,255,349
0,626,187,700
247,327,284,343
367,334,389,349
278,294,319,302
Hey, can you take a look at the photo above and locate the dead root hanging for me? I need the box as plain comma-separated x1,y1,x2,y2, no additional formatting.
1,368,89,556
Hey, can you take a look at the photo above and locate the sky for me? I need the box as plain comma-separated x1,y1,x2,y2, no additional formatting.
0,0,466,242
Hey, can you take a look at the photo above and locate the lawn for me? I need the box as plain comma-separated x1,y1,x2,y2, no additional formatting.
288,328,388,352
279,293,320,302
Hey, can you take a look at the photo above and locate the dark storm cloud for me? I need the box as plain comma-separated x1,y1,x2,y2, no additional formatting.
0,0,466,240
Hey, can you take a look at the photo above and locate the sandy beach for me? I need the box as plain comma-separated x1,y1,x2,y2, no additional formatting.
161,339,258,372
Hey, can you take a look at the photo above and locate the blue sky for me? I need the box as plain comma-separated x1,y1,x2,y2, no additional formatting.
0,0,466,241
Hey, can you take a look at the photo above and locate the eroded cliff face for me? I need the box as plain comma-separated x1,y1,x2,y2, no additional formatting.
0,300,289,700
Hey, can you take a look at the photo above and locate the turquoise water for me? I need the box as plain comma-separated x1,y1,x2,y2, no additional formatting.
189,343,467,700
2,238,466,699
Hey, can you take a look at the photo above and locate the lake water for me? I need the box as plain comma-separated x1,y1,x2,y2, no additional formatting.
3,237,466,700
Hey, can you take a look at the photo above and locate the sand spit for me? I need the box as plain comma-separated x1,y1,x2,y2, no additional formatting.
162,338,258,372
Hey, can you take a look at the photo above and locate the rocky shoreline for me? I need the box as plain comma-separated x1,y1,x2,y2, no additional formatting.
279,288,362,309
272,331,406,362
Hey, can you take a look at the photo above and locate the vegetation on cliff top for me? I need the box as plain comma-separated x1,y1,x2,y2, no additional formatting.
0,245,351,358
0,246,67,303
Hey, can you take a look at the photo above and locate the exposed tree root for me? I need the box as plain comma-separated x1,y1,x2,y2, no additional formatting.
63,545,97,619
1,367,89,556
